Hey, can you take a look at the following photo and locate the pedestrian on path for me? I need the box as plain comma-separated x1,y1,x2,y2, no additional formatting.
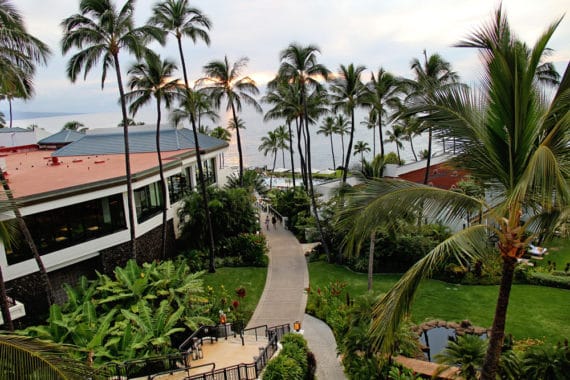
271,215,277,230
265,215,270,230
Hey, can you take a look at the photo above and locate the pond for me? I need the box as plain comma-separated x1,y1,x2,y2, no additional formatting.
419,327,488,362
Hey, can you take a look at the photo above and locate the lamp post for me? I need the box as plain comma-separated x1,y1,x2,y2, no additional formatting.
293,320,301,332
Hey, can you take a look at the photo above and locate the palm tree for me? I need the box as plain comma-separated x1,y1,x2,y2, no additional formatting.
365,68,401,158
341,9,569,380
335,113,350,168
209,126,230,167
361,111,377,157
273,125,290,167
277,42,331,259
201,56,262,186
404,50,459,184
329,63,368,183
384,123,405,164
61,0,164,258
317,116,337,169
401,114,421,162
436,335,487,380
258,130,279,189
61,120,87,132
0,334,105,379
353,140,370,170
125,51,181,259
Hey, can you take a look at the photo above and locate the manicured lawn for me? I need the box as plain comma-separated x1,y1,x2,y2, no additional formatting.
535,237,570,271
308,261,570,344
202,266,267,322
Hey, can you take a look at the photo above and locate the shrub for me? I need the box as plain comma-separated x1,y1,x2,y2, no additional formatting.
262,333,312,380
263,355,304,380
219,233,268,267
515,267,570,289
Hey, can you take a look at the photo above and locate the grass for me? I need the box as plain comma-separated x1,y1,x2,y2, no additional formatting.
202,266,267,322
308,261,570,344
535,237,570,271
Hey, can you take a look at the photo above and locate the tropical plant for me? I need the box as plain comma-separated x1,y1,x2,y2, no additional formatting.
384,123,406,164
335,113,350,168
125,51,181,258
364,68,402,158
61,0,164,257
225,169,268,196
0,334,105,379
436,334,488,380
273,125,290,167
353,140,371,170
329,63,369,183
317,116,338,169
259,130,279,189
340,8,569,380
277,42,331,259
61,120,87,132
200,56,262,186
403,50,460,183
521,342,570,379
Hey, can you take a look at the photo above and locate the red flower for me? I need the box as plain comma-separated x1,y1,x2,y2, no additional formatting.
232,300,240,309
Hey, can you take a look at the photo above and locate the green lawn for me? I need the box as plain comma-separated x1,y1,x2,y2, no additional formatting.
202,266,267,322
535,237,570,271
308,261,570,344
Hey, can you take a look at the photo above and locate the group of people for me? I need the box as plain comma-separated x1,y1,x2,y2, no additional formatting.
265,214,278,230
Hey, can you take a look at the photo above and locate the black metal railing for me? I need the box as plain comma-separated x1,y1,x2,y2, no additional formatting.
106,352,188,379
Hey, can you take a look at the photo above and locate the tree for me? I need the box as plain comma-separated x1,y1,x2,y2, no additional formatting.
61,120,87,132
404,50,459,184
329,63,368,183
384,123,405,164
61,0,164,258
258,130,279,189
335,113,350,169
277,42,331,259
353,140,370,170
201,56,262,186
341,8,569,380
436,335,487,380
125,51,181,259
273,125,290,167
364,68,401,158
317,116,337,169
0,0,50,129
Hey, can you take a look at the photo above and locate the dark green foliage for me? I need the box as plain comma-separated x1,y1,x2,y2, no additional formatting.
515,267,570,289
218,233,268,267
262,333,312,380
225,169,268,196
522,342,570,380
269,188,312,238
179,187,258,250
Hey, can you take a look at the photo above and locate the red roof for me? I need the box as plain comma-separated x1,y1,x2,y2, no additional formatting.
398,162,468,189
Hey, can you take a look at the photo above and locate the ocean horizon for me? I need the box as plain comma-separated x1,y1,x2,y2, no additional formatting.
10,107,437,172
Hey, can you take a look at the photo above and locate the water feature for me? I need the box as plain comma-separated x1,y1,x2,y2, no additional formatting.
419,327,488,362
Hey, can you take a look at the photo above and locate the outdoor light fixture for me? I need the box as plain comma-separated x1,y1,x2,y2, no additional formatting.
293,320,301,332
219,313,227,324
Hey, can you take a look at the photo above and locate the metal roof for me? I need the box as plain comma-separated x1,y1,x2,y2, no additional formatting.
38,130,85,144
0,127,29,133
53,126,227,157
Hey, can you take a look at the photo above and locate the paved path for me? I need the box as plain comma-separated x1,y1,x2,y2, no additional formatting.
247,212,347,380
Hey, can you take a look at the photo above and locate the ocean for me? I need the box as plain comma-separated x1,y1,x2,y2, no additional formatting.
12,107,435,172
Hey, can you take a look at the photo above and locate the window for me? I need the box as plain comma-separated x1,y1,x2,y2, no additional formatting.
6,194,126,265
134,182,163,223
167,173,188,204
199,158,216,187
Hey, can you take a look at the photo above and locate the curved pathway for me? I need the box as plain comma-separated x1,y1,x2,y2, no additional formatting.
247,212,347,380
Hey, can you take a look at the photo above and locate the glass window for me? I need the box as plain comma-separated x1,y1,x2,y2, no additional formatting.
6,193,127,265
134,182,163,223
168,173,188,204
198,158,216,187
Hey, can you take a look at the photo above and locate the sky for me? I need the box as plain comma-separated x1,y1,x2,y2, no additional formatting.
4,0,570,120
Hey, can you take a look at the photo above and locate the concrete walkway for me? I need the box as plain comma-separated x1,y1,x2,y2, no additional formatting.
247,212,347,380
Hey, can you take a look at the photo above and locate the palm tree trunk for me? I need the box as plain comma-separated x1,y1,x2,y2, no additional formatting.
270,151,277,189
342,110,356,183
0,265,14,331
113,53,137,259
155,98,167,259
8,98,13,129
368,231,375,291
396,143,401,164
372,126,376,157
378,117,384,158
409,136,418,161
177,37,216,272
340,132,346,169
423,126,432,185
287,121,296,188
329,134,336,169
0,171,55,305
230,102,245,187
480,256,517,380
296,119,307,188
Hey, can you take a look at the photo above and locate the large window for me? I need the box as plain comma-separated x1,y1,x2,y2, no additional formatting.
6,194,126,265
134,182,163,223
167,170,190,204
201,158,216,187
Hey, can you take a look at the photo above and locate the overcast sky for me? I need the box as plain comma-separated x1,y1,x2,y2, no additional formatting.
5,0,570,118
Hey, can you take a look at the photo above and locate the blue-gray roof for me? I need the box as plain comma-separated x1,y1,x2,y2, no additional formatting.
38,130,85,144
0,127,29,133
53,126,227,157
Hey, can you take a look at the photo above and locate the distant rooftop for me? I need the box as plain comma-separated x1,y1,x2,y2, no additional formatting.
38,130,85,145
0,127,30,133
53,126,226,157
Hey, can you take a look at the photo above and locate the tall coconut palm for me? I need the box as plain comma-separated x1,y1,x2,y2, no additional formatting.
277,42,331,259
61,120,88,132
384,123,405,164
340,8,569,380
361,111,377,157
149,1,216,268
258,130,279,189
353,140,370,170
125,51,181,258
317,116,337,169
273,125,290,168
201,56,261,186
61,0,165,258
329,63,368,183
365,68,402,158
335,113,350,168
404,51,460,184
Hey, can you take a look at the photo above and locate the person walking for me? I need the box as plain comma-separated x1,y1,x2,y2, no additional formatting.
265,215,270,230
271,215,277,230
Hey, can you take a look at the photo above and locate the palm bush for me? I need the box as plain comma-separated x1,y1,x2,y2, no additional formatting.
436,334,488,380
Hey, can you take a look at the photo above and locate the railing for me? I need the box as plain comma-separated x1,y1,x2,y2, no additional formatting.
179,325,222,353
106,352,188,379
241,324,268,345
267,323,291,342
